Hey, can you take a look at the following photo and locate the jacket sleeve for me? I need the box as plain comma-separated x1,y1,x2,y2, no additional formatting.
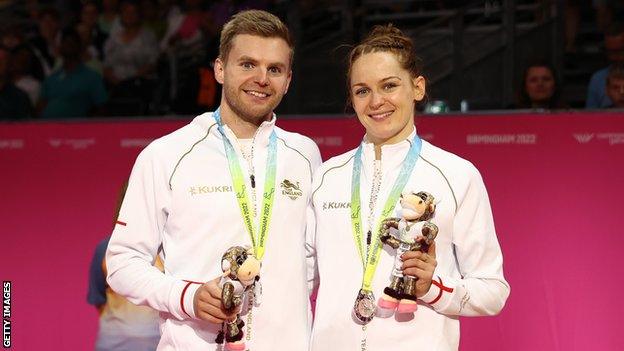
106,144,200,321
419,166,510,316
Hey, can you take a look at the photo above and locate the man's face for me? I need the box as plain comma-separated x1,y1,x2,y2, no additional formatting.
606,76,624,108
214,34,292,124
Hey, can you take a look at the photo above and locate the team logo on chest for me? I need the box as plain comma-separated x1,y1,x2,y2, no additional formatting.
280,179,303,200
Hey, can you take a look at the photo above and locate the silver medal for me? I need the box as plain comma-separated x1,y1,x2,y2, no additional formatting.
353,289,376,324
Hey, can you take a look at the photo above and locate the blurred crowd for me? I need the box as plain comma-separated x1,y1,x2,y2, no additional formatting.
0,0,275,120
515,20,624,110
1,0,623,120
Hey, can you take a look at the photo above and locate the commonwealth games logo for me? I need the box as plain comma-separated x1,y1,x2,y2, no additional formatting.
280,179,303,200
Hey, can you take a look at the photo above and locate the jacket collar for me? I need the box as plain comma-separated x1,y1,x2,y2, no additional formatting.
360,126,418,170
192,110,277,148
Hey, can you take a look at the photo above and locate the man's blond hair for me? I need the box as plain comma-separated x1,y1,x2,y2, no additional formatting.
219,10,294,65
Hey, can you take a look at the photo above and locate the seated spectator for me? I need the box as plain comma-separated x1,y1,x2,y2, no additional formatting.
605,62,624,108
78,1,108,62
28,8,62,80
141,0,167,40
160,0,214,114
11,44,41,106
99,0,121,36
0,45,33,120
586,22,624,109
103,0,158,115
38,29,108,118
516,59,567,110
77,22,104,74
160,0,205,53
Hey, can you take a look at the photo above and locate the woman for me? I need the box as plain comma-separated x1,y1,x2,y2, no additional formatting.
308,25,510,350
516,59,567,109
103,0,158,86
102,0,158,114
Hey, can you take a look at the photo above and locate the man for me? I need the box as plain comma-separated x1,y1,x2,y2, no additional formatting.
38,28,107,118
106,10,321,350
605,62,624,108
0,45,33,120
586,22,624,109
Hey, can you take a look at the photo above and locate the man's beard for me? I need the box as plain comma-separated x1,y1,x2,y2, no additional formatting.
223,82,280,123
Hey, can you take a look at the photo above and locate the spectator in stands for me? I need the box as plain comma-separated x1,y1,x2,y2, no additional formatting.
516,59,567,110
28,8,62,79
38,28,108,118
78,1,108,62
11,45,41,106
103,0,158,115
586,22,624,108
99,0,121,35
0,27,40,106
160,0,211,114
605,62,624,108
141,0,167,40
77,22,104,74
160,0,205,53
0,45,33,120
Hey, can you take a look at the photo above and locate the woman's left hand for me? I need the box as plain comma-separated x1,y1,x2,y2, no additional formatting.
401,241,437,298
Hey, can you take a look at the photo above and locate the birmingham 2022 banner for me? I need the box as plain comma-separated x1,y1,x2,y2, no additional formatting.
1,111,623,350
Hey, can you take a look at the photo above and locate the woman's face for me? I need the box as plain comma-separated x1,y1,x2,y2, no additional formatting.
350,51,425,145
525,66,555,104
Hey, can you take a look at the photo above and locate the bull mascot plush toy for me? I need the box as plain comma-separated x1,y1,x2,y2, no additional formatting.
377,191,438,316
215,246,261,351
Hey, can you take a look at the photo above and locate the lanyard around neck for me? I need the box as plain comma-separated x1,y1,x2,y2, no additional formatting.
213,109,277,260
350,135,422,291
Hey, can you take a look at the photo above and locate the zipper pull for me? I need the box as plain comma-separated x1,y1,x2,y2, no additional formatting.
250,174,256,188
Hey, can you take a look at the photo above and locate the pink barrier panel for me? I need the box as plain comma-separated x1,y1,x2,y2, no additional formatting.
1,112,623,350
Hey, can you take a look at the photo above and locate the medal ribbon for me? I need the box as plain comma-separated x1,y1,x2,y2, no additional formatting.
350,135,422,291
214,108,277,260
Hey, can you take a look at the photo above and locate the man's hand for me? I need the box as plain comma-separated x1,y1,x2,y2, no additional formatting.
401,241,437,298
192,277,239,324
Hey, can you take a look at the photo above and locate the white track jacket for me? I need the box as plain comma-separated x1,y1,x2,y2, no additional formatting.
106,112,321,350
308,129,510,351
